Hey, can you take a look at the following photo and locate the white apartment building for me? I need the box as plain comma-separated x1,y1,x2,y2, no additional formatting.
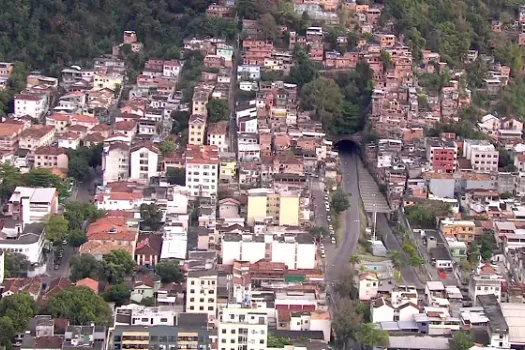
130,142,160,182
14,93,47,119
186,270,218,320
222,233,316,270
8,187,58,223
218,307,268,350
207,121,228,153
185,145,219,199
102,142,130,185
469,270,504,305
114,304,182,326
463,139,499,173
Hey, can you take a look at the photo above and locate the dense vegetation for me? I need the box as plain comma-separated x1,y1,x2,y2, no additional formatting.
0,0,237,73
383,0,521,67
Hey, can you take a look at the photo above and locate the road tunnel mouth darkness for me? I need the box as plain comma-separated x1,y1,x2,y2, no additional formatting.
334,139,359,153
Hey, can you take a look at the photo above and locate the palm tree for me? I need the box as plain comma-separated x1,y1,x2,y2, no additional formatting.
348,254,361,268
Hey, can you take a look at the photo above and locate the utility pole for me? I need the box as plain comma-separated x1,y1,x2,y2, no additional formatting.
372,194,377,241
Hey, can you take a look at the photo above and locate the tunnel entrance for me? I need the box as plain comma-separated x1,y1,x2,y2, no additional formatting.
334,139,360,155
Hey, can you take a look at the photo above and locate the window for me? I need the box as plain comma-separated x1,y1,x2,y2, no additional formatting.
160,318,168,322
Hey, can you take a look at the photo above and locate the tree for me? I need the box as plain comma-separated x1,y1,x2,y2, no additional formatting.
308,226,329,242
141,297,156,306
267,336,293,348
48,286,112,325
405,201,452,228
166,167,186,186
44,214,69,246
171,111,190,134
331,188,350,214
0,293,35,331
23,168,67,197
334,269,358,299
0,163,23,200
68,156,90,182
208,99,230,123
380,50,392,70
349,254,361,266
468,241,481,264
478,231,495,261
67,229,87,248
354,323,389,348
332,299,363,346
408,255,426,269
258,14,279,41
0,316,15,350
389,250,406,269
159,138,176,155
103,283,131,306
450,331,474,350
101,249,136,284
301,76,343,126
4,252,32,277
287,49,318,87
140,203,163,231
155,260,184,283
499,148,516,172
69,254,103,282
64,201,104,230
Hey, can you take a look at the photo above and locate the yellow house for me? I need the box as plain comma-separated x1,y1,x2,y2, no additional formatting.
247,190,268,226
278,193,300,226
93,72,122,90
188,114,207,145
219,154,237,183
192,90,209,115
247,188,300,226
440,218,482,243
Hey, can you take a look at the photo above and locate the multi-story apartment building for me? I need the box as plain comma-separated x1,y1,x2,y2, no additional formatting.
14,93,47,119
246,188,301,226
18,125,55,151
218,307,268,350
8,186,58,223
112,324,209,350
463,139,499,173
34,146,69,170
189,114,207,146
0,123,24,153
186,270,218,320
130,142,160,182
469,264,505,305
426,138,457,173
102,142,130,185
440,219,482,244
185,145,219,199
207,121,228,152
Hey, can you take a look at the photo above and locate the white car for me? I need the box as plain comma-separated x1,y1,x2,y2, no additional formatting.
320,252,326,258
331,238,336,244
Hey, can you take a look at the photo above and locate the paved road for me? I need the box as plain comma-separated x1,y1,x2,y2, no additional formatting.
356,157,389,213
376,214,424,288
325,151,361,283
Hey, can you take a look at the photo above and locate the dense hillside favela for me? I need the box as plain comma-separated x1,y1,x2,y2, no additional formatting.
2,0,525,350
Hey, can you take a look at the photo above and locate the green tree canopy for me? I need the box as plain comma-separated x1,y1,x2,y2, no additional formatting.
103,283,131,306
44,214,69,246
405,201,452,228
67,229,87,248
64,201,104,230
4,252,33,277
331,188,350,214
354,323,389,348
69,254,104,282
0,316,16,350
450,331,474,350
207,99,230,123
0,293,35,331
155,260,184,283
102,249,136,284
166,167,186,186
159,138,176,155
332,299,363,346
140,203,163,231
48,287,111,325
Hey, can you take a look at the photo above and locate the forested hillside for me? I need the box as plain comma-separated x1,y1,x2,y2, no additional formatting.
0,0,236,73
382,0,522,67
